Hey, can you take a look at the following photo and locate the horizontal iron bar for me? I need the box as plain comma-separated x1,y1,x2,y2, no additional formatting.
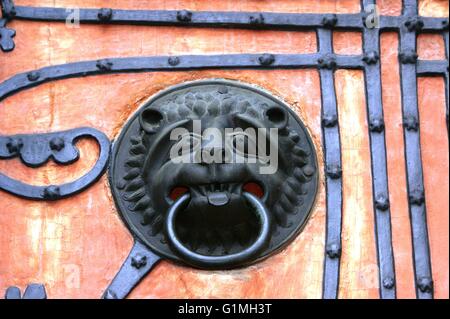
416,60,449,75
12,6,364,29
0,53,364,102
8,5,448,32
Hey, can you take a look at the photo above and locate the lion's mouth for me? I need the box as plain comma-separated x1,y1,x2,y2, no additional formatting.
168,182,265,256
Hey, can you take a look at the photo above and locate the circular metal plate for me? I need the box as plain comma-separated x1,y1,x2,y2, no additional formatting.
109,79,318,269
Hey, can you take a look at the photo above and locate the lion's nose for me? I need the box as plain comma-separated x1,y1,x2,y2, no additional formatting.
196,147,228,165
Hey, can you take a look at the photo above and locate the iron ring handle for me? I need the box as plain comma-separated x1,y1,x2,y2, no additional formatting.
165,192,271,269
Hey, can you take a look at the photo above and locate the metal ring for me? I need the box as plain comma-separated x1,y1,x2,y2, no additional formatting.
165,192,271,269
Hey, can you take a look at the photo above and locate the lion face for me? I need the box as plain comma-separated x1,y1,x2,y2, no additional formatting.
110,80,318,267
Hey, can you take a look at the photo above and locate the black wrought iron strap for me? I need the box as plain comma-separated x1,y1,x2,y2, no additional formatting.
361,0,396,299
0,127,110,200
317,28,343,300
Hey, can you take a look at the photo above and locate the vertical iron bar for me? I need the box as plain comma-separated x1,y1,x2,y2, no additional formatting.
399,0,433,299
362,0,397,299
319,28,343,299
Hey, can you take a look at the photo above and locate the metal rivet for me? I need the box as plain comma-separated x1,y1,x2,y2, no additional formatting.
322,114,338,128
96,59,113,71
383,277,395,289
49,137,65,151
6,137,23,154
417,277,433,293
168,56,180,66
131,253,147,269
369,117,385,133
177,10,192,22
326,242,341,259
363,51,380,65
249,13,264,25
404,116,419,131
409,188,424,206
375,194,390,211
258,53,275,66
322,14,338,28
98,8,113,21
43,185,61,200
303,165,315,177
404,16,424,32
326,164,342,179
399,50,418,64
318,54,337,70
27,71,40,82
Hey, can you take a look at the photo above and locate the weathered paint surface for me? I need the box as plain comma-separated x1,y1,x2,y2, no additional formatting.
0,0,448,299
418,77,449,299
381,32,416,299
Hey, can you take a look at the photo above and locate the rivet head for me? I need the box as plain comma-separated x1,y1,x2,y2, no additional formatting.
6,137,23,154
249,13,264,25
326,242,341,259
131,253,147,269
49,137,65,152
318,54,337,70
375,194,390,211
258,53,276,66
322,114,338,128
363,51,380,65
404,16,424,32
96,59,113,71
98,8,113,21
43,185,61,200
303,165,315,177
417,277,433,293
168,56,180,66
322,14,338,28
326,164,342,179
383,277,395,289
399,50,418,64
409,189,424,206
404,116,419,131
177,10,192,22
369,117,385,133
27,71,40,82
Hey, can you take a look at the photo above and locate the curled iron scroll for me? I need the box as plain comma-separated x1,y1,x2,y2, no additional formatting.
0,127,110,200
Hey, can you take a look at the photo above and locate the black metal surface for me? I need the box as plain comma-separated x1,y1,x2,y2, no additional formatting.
165,192,271,268
4,284,47,299
109,79,319,271
0,18,15,52
102,241,161,299
398,0,433,299
0,127,110,200
0,1,447,33
317,28,343,300
361,0,396,299
0,53,364,103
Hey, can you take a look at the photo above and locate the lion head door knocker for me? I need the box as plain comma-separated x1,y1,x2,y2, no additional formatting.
104,80,318,299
